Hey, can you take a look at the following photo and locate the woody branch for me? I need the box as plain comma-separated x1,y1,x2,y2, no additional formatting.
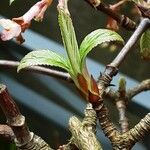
0,124,14,142
0,84,53,150
83,0,136,30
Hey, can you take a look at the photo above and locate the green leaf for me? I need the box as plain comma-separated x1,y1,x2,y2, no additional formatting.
79,29,124,69
58,1,80,75
17,50,71,72
140,29,150,60
9,143,16,150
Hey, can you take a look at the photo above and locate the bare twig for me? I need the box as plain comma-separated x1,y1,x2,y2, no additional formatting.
116,100,129,133
0,60,72,82
84,0,136,30
127,79,150,99
116,77,129,133
110,0,127,9
0,124,14,142
105,79,150,102
110,18,150,68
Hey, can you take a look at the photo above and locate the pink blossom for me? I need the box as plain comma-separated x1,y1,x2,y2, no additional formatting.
20,0,52,23
0,19,22,41
0,0,52,44
13,0,52,30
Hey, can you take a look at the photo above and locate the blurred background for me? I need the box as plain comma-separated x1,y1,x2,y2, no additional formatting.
0,0,149,149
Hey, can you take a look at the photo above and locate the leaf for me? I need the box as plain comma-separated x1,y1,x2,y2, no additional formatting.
140,29,150,60
17,50,71,72
79,29,124,69
58,1,80,75
9,144,16,150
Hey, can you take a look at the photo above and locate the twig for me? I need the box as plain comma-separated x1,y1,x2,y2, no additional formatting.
0,84,53,150
0,124,14,142
127,79,150,99
0,60,72,82
1,60,149,101
83,0,136,30
116,100,128,133
116,78,129,133
105,79,150,103
110,18,150,68
110,0,127,9
104,78,150,106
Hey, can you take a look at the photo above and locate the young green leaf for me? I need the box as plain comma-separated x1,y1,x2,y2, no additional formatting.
58,0,80,75
140,29,150,60
17,50,71,72
79,29,124,69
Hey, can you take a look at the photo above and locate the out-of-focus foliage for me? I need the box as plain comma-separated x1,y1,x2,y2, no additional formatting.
140,29,150,60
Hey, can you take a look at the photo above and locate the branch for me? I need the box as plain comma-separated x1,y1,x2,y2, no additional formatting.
90,55,120,147
127,112,150,144
95,104,120,144
95,76,150,149
61,104,103,150
127,79,150,99
0,84,53,150
105,79,150,103
0,60,72,82
83,0,136,30
110,18,150,68
0,84,31,146
116,78,129,133
113,113,150,149
95,101,150,149
0,124,14,142
57,144,78,150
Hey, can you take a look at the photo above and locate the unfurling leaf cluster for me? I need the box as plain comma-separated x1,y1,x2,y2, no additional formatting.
18,0,124,102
